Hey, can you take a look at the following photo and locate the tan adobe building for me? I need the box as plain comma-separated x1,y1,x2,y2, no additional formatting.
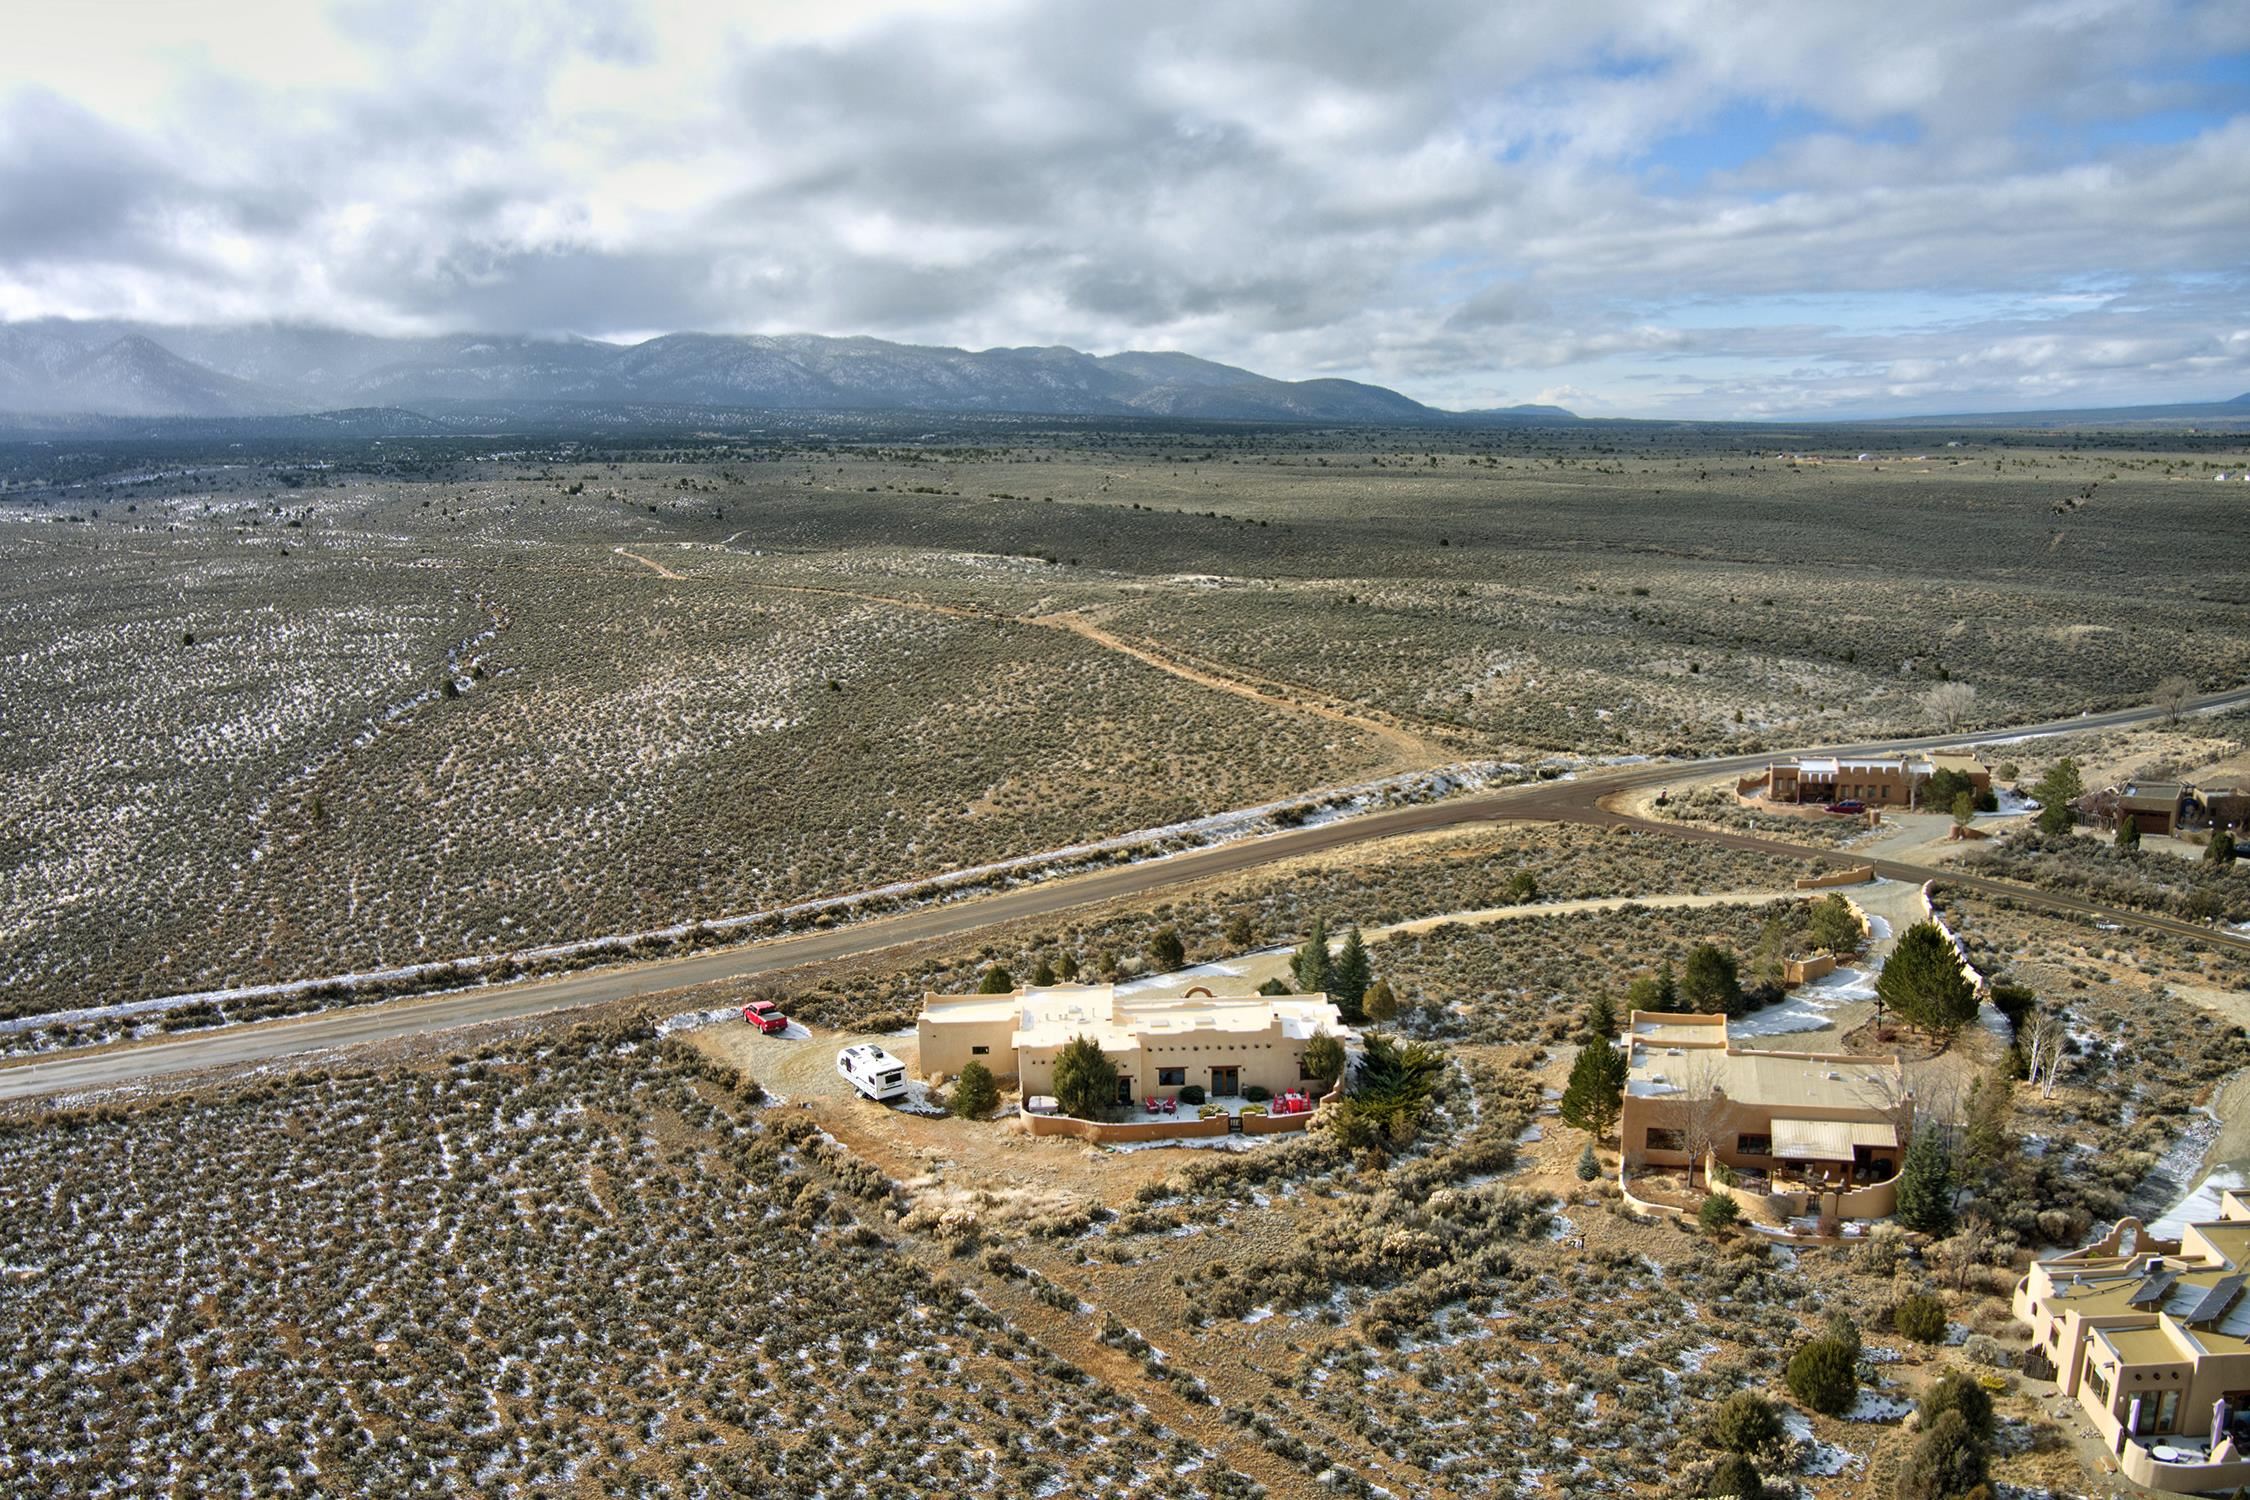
2013,1192,2250,1492
1620,1012,1908,1216
2116,782,2195,837
917,983,1354,1107
1764,751,1989,808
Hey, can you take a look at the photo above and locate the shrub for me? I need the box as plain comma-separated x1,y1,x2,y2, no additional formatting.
1785,1333,1860,1416
949,1061,999,1119
977,964,1015,994
1707,1390,1784,1457
1892,1408,1988,1500
1699,1193,1742,1233
1178,1084,1206,1106
1893,1292,1948,1345
1916,1369,1995,1440
1301,1030,1345,1089
1243,1085,1271,1103
1148,926,1186,971
1705,1453,1761,1499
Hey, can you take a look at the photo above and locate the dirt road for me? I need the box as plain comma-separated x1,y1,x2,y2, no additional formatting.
6,684,2247,1102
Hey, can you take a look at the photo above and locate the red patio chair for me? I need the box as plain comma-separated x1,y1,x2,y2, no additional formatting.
1161,1096,1177,1115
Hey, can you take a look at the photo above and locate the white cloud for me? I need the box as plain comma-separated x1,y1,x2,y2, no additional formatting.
0,0,2244,416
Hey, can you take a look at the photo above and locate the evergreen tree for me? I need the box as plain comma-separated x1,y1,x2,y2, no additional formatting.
976,964,1015,994
1050,1035,1115,1120
1704,1455,1761,1500
1575,1141,1601,1181
1657,960,1679,1008
1257,976,1292,997
1957,1068,2017,1188
1681,944,1744,1017
1030,957,1058,987
1809,893,1863,954
1558,1039,1627,1140
1785,1331,1860,1416
1056,951,1080,982
1300,1030,1346,1091
1893,1409,1989,1500
949,1061,999,1118
1877,922,1978,1039
1581,992,1618,1041
1363,978,1399,1021
1224,911,1256,947
1292,916,1332,995
1148,925,1186,972
1330,925,1373,1021
2115,816,2141,851
1897,1124,1957,1235
2207,828,2237,866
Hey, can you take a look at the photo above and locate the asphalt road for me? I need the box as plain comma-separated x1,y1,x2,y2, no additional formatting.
6,685,2247,1103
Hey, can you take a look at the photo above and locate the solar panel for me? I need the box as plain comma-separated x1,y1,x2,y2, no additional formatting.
2129,1269,2181,1307
2179,1274,2247,1327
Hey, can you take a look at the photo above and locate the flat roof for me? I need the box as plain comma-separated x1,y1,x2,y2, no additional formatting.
921,983,1351,1052
2097,1325,2191,1366
1624,1013,1902,1113
1772,1117,1898,1161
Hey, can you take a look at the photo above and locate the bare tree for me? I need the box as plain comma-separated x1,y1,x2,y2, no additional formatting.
1672,1056,1732,1189
1922,681,1978,733
2153,675,2195,722
2025,1012,2071,1099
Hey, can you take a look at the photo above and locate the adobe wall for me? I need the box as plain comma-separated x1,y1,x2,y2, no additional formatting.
1022,1112,1232,1144
1795,864,1876,891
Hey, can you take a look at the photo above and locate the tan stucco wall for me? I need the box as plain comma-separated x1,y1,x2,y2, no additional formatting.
1622,1096,1905,1181
917,1013,1018,1080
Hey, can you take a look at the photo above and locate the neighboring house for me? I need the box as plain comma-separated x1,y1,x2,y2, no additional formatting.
917,983,1353,1106
1764,752,1989,808
1620,1011,1908,1218
2013,1192,2250,1493
2117,782,2195,837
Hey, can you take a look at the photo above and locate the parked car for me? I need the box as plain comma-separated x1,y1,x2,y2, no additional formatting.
741,1000,788,1035
1827,800,1866,815
837,1044,908,1102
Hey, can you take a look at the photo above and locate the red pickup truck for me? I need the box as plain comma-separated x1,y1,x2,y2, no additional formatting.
741,1000,789,1035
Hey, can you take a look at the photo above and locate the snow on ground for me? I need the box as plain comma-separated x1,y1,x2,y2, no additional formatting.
894,1081,949,1117
1114,956,1263,996
655,1007,741,1038
1782,1409,1863,1477
1730,965,1879,1036
2149,1163,2250,1240
1846,1389,1916,1422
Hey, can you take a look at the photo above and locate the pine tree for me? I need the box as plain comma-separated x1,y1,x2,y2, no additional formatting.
1056,951,1080,982
1958,1068,2017,1189
1050,1035,1115,1120
1657,960,1679,1008
1897,1124,1957,1235
2207,828,2237,866
1329,925,1372,1020
1581,992,1618,1041
1681,944,1743,1017
1558,1039,1627,1140
1030,957,1057,987
1877,922,1977,1039
949,1061,998,1118
2115,816,2141,851
1292,916,1332,995
976,964,1014,994
1363,978,1399,1021
1148,925,1186,971
1575,1141,1601,1181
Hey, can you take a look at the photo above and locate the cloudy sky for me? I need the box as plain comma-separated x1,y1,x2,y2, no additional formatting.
3,0,2246,418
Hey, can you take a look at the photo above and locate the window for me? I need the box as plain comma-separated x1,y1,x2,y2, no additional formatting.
970,1045,990,1056
1157,1067,1186,1087
1645,1127,1686,1153
2084,1357,2111,1407
1736,1132,1772,1156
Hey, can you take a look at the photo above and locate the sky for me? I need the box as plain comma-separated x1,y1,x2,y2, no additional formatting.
1,0,2246,419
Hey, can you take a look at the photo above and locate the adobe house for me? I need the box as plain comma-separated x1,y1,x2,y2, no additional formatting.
2116,782,2196,837
2013,1191,2250,1493
917,983,1354,1106
1619,1011,1908,1218
1764,751,1990,809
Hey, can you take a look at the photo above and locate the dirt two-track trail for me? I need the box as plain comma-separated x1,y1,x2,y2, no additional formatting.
4,684,2247,1103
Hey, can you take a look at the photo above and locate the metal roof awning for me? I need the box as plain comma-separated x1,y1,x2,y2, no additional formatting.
1772,1118,1897,1162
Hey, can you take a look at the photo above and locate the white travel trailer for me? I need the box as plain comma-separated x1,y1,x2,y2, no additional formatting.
837,1044,909,1102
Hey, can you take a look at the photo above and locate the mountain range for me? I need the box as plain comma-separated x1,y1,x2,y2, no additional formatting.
0,319,1573,425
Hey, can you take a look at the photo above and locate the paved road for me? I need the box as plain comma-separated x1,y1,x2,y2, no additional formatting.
6,685,2247,1102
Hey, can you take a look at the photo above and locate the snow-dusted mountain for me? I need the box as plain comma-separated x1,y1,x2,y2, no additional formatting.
0,320,1501,423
